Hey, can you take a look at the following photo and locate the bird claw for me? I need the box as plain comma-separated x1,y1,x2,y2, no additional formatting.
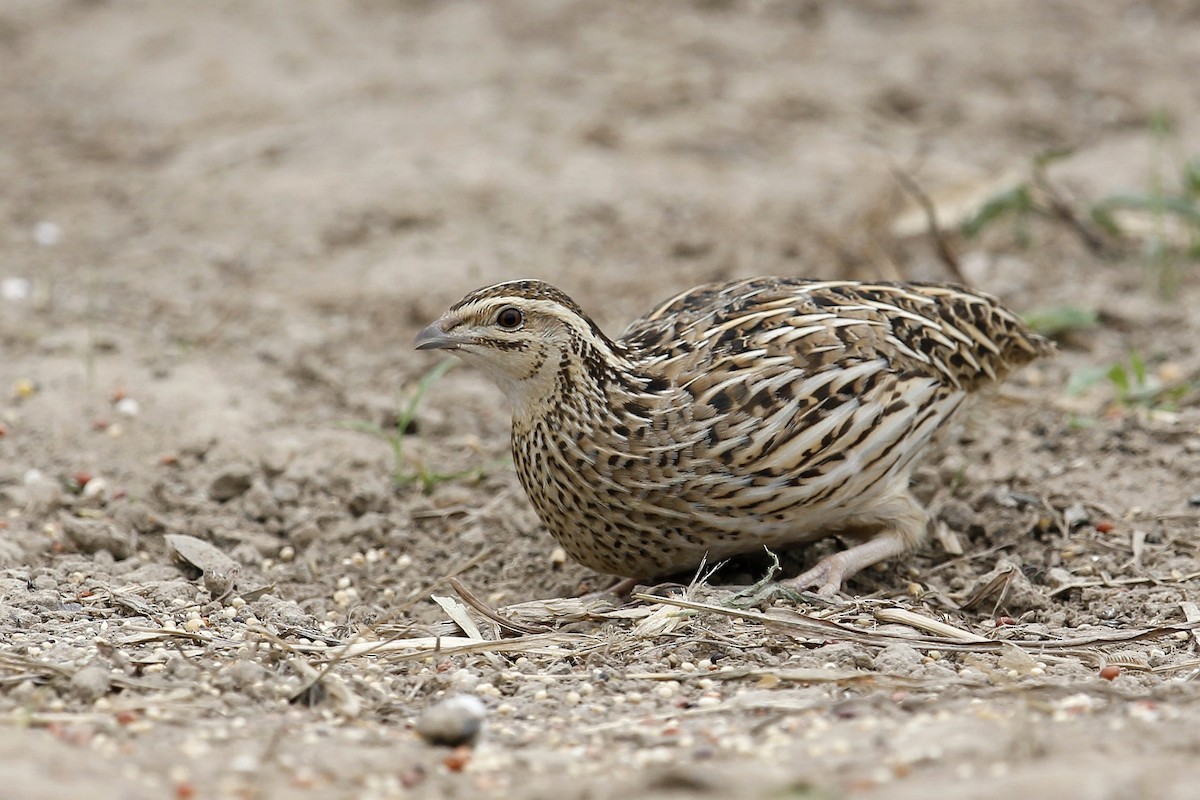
784,554,849,598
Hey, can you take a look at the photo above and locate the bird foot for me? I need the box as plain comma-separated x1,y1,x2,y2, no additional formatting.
783,554,850,598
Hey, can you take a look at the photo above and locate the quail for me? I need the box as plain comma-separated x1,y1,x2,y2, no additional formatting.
415,277,1052,596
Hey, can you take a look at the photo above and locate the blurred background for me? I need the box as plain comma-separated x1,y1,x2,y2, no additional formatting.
5,0,1198,448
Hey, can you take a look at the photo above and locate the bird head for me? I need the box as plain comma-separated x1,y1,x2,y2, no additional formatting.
415,280,623,406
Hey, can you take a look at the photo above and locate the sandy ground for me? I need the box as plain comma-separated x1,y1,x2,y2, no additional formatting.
2,1,1200,797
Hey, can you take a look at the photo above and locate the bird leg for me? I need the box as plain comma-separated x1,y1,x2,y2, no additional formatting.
785,531,910,596
785,490,930,597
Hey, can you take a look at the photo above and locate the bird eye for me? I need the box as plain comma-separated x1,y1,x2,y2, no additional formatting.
496,306,524,329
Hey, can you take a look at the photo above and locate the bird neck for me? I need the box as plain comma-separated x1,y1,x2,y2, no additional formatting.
509,337,661,431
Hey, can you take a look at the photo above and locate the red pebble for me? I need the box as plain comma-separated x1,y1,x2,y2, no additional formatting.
1095,520,1114,533
0,423,8,437
996,616,1016,626
73,472,93,488
1099,665,1120,681
115,710,138,725
175,782,196,800
443,746,472,772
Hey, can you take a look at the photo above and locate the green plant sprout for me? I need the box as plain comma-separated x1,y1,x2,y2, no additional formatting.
342,361,484,493
1066,350,1192,411
1091,110,1200,298
1021,306,1099,338
960,149,1076,247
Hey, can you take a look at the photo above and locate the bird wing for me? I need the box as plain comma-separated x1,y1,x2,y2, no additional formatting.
621,277,1050,392
616,278,1048,506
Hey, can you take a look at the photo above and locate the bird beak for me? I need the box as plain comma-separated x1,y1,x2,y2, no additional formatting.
414,317,465,351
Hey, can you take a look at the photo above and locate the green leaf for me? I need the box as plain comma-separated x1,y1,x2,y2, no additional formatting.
1182,158,1200,200
1127,350,1147,387
1033,147,1076,169
1065,365,1113,397
1097,194,1200,223
1149,108,1175,138
1106,362,1130,396
1088,204,1123,236
961,185,1032,238
1021,306,1099,337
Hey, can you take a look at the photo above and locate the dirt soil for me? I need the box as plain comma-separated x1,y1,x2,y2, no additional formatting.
3,1,1200,798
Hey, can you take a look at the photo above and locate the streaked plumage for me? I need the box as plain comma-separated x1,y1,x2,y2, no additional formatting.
415,277,1052,595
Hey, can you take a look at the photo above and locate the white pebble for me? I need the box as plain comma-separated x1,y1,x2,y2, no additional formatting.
1,277,31,301
114,397,140,417
416,695,487,747
33,221,62,247
230,753,259,773
278,546,295,562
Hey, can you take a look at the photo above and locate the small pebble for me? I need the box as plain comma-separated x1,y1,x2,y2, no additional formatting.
1,277,32,301
114,397,140,417
415,695,487,747
81,477,109,500
208,465,253,502
70,665,112,702
33,221,62,246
